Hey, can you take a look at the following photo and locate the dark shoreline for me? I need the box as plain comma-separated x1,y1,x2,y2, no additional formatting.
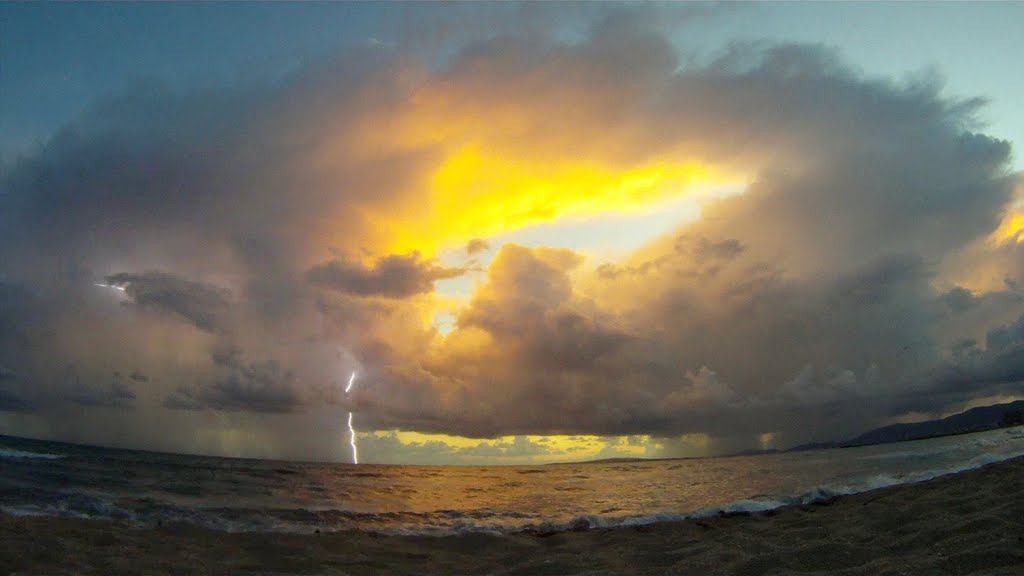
3,456,1023,575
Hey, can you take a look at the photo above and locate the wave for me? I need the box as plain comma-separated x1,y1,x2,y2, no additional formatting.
517,450,1024,536
0,447,64,460
1,497,544,535
2,449,1020,537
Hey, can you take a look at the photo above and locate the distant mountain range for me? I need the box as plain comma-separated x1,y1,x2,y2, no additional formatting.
841,399,1024,447
790,399,1024,452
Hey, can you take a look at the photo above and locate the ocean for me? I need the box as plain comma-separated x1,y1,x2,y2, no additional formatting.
2,427,1023,536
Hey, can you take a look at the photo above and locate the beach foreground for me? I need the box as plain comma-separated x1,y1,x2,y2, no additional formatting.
2,457,1022,576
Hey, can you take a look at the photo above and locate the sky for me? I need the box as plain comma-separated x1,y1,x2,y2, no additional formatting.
1,2,1023,464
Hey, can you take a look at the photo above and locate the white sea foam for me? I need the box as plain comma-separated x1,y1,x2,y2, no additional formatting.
0,505,51,518
508,449,1024,538
0,447,64,460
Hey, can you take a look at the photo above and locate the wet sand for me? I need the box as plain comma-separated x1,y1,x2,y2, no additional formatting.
2,456,1022,575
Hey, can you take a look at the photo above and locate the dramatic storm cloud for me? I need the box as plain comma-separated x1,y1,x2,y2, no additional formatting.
1,4,1022,461
105,272,233,332
306,254,469,298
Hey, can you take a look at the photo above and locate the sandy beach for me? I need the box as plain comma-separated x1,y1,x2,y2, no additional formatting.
2,456,1022,576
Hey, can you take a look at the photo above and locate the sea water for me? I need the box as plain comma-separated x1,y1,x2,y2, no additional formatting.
2,426,1023,535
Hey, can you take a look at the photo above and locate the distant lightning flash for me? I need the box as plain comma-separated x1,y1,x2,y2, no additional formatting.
94,282,126,292
345,371,359,464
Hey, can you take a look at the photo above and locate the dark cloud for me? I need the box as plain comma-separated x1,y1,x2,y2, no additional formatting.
905,313,1024,411
61,365,137,408
940,286,978,313
163,376,301,413
676,235,745,262
465,238,490,255
67,377,137,408
0,281,44,351
0,84,260,290
0,390,32,412
0,367,32,412
306,253,468,299
163,345,341,413
106,272,232,332
595,259,663,280
598,235,746,279
985,314,1024,355
165,361,300,413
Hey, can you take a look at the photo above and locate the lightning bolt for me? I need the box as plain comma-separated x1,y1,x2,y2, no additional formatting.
347,411,358,465
94,282,127,292
345,371,359,464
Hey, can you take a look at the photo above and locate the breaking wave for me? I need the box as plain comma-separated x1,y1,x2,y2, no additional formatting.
0,448,64,460
516,450,1024,536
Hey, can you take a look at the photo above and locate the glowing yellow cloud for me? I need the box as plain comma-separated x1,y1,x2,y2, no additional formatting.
990,211,1024,245
374,430,651,463
370,143,739,256
310,64,750,260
